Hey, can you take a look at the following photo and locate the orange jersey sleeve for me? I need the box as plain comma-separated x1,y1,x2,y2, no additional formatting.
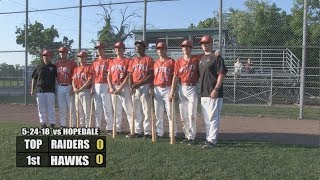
153,58,175,86
56,59,78,84
108,57,130,85
72,65,92,89
91,58,109,83
128,56,154,84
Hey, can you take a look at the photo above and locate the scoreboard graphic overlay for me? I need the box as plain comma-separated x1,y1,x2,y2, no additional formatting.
16,128,106,167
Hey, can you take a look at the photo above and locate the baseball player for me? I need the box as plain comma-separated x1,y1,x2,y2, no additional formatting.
31,49,57,128
55,46,77,127
169,39,200,145
153,42,177,138
198,35,227,148
91,42,113,133
127,40,154,138
107,41,133,133
72,51,92,128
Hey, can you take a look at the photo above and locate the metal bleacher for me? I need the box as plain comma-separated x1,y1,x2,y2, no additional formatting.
222,48,301,105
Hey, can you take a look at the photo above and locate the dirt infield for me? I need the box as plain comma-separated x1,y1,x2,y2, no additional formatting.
0,104,319,146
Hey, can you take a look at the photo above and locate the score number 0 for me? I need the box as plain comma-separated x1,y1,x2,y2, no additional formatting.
96,138,104,165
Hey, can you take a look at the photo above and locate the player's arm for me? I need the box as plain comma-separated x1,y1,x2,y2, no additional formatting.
107,72,114,93
211,57,227,99
72,78,78,94
79,78,92,92
30,78,36,96
135,70,154,87
128,73,134,92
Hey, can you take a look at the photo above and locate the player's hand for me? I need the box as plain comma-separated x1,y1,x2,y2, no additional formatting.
108,87,114,94
132,82,141,89
30,90,34,96
210,89,218,99
131,87,136,95
74,88,79,94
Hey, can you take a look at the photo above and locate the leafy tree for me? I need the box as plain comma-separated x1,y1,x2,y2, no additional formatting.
95,2,138,48
189,17,219,29
15,21,74,65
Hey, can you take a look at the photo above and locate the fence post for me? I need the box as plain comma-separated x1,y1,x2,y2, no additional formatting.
233,73,236,104
24,0,29,105
269,68,273,106
299,0,307,120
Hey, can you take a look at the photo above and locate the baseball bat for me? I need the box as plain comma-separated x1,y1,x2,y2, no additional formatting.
69,99,72,128
151,96,156,142
76,93,80,128
112,94,117,138
170,97,175,144
131,94,135,135
89,96,94,128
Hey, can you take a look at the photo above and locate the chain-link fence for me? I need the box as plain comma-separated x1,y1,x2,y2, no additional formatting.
0,0,319,119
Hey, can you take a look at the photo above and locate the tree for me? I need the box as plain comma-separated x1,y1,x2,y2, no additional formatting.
189,17,219,29
15,21,74,65
228,0,292,46
95,2,139,47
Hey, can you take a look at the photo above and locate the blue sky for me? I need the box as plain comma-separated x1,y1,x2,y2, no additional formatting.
0,0,294,65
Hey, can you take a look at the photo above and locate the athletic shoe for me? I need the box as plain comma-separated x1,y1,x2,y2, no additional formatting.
50,124,55,128
126,133,143,138
106,130,112,135
180,138,189,144
41,123,47,128
157,135,163,139
187,139,195,145
143,134,151,139
202,141,216,149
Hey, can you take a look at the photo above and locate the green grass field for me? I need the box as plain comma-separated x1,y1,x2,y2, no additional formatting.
0,122,319,179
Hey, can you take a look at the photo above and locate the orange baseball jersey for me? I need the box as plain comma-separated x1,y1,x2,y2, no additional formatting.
128,56,154,84
91,58,109,83
72,65,92,89
173,55,201,85
108,57,130,85
153,58,175,87
55,59,77,84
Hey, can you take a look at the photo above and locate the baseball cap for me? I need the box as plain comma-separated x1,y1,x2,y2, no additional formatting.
156,42,167,49
58,46,68,53
134,40,147,48
77,51,88,57
181,40,193,47
114,41,125,49
42,49,53,56
94,42,106,49
200,35,213,44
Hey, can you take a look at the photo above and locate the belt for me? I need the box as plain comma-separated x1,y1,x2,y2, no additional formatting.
155,85,171,88
181,83,196,86
58,83,71,86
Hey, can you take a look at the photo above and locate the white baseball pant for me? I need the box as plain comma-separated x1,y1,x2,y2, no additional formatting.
57,85,76,127
36,93,56,125
154,86,177,137
178,85,198,140
94,83,113,131
75,89,91,128
111,84,133,132
201,97,223,144
133,84,151,135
